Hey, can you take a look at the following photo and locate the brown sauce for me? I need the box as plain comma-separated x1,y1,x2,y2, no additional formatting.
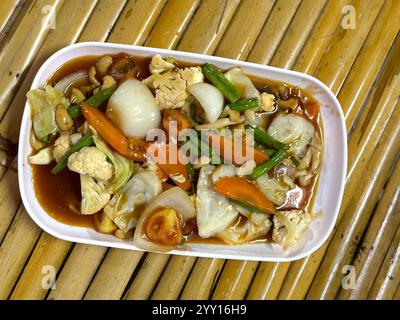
33,53,323,244
32,163,95,228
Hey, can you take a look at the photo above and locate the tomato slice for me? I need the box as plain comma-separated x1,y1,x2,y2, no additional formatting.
144,207,183,246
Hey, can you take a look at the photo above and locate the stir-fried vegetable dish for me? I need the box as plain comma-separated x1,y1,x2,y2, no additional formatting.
28,53,323,251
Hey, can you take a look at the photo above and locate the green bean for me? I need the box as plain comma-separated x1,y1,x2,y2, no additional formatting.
246,125,289,151
227,97,259,112
290,156,300,167
254,142,275,157
68,88,115,119
51,133,94,174
229,199,271,215
251,149,288,180
202,63,240,102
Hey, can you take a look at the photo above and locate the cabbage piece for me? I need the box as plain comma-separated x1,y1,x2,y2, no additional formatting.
93,135,136,193
267,114,315,157
27,85,67,140
217,212,272,245
224,67,260,99
256,174,293,206
196,165,239,238
272,210,311,248
80,174,111,215
28,147,54,165
104,171,162,232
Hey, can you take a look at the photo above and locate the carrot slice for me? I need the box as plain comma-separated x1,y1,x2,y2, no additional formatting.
162,109,192,136
208,134,268,165
214,176,275,214
81,103,146,162
305,101,319,120
148,143,191,191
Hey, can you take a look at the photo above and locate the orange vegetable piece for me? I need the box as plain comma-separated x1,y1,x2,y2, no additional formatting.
144,207,183,246
81,103,146,162
214,176,275,214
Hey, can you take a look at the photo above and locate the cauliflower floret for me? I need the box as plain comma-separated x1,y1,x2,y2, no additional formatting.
53,133,72,162
68,147,114,181
179,66,204,87
149,54,175,74
260,92,276,112
80,174,111,215
272,210,311,248
144,66,204,109
217,213,272,244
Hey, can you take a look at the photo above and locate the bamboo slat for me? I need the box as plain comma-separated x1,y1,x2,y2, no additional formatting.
246,262,290,300
0,206,41,299
151,256,196,300
84,249,144,300
9,233,71,300
123,253,170,300
0,0,65,118
214,0,275,60
0,0,23,41
180,258,225,300
338,158,400,300
0,159,19,241
293,0,349,74
212,260,259,300
315,0,385,95
269,0,327,69
177,0,240,55
247,0,301,65
339,0,400,130
47,244,107,300
368,223,400,300
145,0,200,49
78,0,128,43
107,0,165,45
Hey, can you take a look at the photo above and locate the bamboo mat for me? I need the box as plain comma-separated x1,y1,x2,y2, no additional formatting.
0,0,399,300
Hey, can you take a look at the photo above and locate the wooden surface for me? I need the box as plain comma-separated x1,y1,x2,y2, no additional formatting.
0,0,399,300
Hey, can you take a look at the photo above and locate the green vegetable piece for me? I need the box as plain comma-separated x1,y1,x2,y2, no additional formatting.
202,63,241,103
229,199,271,215
254,142,275,157
51,133,94,174
246,125,289,151
68,88,115,119
251,149,288,180
93,135,136,193
227,97,259,112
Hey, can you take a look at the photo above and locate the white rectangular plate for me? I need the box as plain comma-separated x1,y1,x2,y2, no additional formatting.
18,42,347,261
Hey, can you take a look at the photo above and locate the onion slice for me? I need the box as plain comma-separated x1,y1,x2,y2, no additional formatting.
134,187,196,252
54,70,87,93
188,82,224,123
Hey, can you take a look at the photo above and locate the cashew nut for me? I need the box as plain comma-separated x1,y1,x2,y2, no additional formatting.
101,75,117,90
88,66,100,86
70,88,86,103
96,56,113,75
